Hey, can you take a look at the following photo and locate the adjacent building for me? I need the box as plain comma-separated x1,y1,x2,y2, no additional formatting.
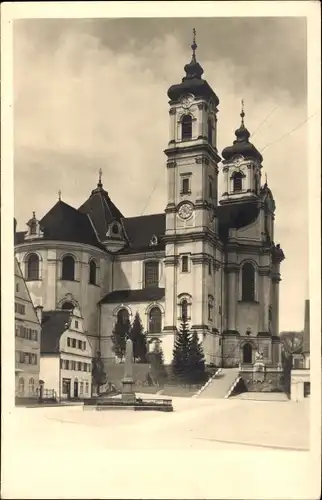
40,306,93,399
14,35,285,369
15,256,41,398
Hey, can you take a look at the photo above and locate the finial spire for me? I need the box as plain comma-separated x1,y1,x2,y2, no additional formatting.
32,211,36,218
58,189,61,201
98,168,103,188
191,28,197,62
240,99,245,126
265,173,268,184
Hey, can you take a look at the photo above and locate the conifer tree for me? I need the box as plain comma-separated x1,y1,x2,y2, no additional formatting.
149,340,167,384
188,331,206,383
130,311,147,362
171,319,192,382
111,314,130,361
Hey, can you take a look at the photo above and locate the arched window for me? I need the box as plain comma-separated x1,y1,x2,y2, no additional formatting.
207,119,212,145
117,308,129,325
144,261,159,288
181,115,192,140
242,263,255,302
242,343,253,364
28,377,35,395
148,307,162,334
18,377,25,396
181,299,188,321
62,301,74,311
62,255,75,281
26,253,39,280
89,260,97,285
232,172,243,192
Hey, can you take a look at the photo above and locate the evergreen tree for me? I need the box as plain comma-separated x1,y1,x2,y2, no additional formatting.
111,315,130,361
188,331,206,384
171,319,192,382
130,312,147,362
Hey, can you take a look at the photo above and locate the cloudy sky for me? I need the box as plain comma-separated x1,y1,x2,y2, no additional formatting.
13,17,308,331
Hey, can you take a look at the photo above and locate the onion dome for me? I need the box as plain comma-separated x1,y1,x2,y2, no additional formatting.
167,29,219,106
222,102,263,163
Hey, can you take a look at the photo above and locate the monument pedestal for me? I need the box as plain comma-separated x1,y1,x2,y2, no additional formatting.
121,376,136,403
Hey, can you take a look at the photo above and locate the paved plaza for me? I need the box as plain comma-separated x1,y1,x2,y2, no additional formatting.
10,394,309,452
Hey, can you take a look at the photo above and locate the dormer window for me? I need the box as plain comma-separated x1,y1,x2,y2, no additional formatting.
181,115,192,140
149,235,158,247
111,223,119,235
25,212,43,241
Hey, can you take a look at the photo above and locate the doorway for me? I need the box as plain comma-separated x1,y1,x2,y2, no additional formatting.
74,380,79,399
242,343,253,364
62,378,71,399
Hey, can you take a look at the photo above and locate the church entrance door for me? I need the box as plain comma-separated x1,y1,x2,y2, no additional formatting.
243,343,253,364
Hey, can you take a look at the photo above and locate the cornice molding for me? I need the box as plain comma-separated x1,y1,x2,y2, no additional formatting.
113,250,165,262
15,240,107,258
164,143,221,163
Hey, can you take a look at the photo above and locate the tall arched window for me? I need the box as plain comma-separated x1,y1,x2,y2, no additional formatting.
18,377,25,396
144,261,159,288
181,115,192,140
242,262,255,302
62,255,75,281
28,377,35,395
208,296,214,321
89,260,97,285
26,253,39,280
62,301,74,311
148,307,162,334
117,308,129,325
232,172,243,192
181,299,188,321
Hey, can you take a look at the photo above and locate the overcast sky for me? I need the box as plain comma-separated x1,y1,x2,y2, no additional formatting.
13,17,308,331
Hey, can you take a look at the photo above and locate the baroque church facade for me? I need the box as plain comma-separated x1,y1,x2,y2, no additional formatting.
14,37,285,368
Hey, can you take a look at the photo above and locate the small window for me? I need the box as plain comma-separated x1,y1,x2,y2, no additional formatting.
75,320,79,329
144,261,159,288
18,377,25,395
208,261,212,275
72,339,76,348
62,255,75,281
181,115,192,140
78,362,82,371
16,282,19,293
28,377,35,395
26,253,40,280
83,341,86,350
65,360,70,370
111,223,119,235
85,382,89,394
80,382,84,395
89,260,97,285
182,178,190,194
181,256,189,273
232,172,243,192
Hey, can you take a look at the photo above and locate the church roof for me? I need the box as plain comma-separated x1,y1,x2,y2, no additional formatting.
216,200,260,242
222,106,263,163
120,213,166,254
100,287,165,304
41,310,71,354
167,30,219,106
39,200,105,250
78,177,124,242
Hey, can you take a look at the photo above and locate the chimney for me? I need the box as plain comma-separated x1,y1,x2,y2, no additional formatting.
35,305,43,325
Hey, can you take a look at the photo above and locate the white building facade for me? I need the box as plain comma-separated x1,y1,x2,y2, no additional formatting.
14,39,285,369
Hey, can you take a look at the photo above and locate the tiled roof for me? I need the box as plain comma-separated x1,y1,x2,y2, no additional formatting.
120,213,166,254
39,200,105,250
100,287,165,304
15,231,27,245
41,310,71,354
78,186,124,242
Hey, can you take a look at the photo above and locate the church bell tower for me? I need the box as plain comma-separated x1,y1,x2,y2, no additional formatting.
162,30,222,363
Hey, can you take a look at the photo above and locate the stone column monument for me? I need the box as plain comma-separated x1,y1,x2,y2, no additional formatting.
121,338,136,403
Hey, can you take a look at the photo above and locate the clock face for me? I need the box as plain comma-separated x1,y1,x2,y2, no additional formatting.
178,203,193,220
180,95,194,109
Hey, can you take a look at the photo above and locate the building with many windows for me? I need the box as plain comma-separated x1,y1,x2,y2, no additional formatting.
14,36,285,368
39,306,92,399
15,257,42,398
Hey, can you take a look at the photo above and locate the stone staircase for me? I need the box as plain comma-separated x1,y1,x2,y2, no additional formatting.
195,368,240,399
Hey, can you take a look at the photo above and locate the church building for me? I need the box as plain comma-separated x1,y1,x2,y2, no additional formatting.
14,34,285,368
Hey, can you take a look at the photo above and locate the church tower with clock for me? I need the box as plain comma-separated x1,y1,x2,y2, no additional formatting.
162,31,223,361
